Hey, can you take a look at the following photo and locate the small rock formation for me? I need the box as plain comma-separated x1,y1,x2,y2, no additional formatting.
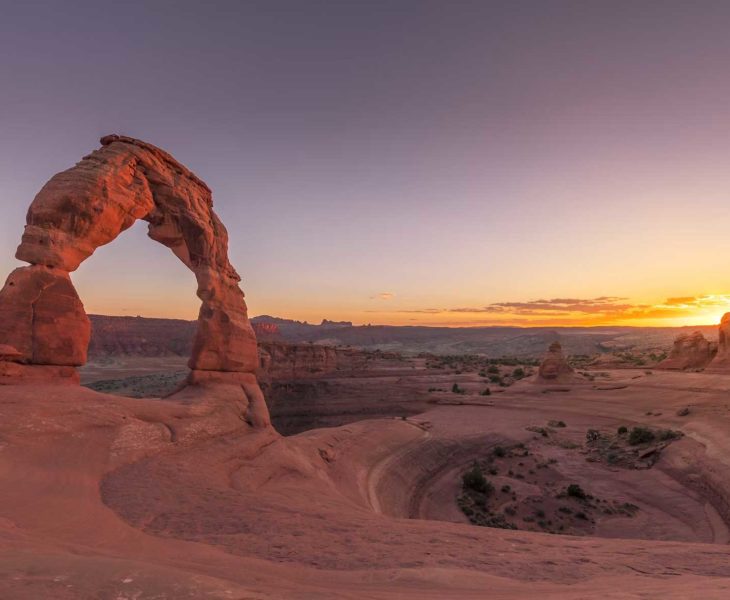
657,331,716,371
706,313,730,372
535,342,575,384
0,135,269,427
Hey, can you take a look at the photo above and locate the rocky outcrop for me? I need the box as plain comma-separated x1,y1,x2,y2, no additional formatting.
0,136,269,427
535,342,575,384
258,342,339,381
252,322,281,341
87,315,197,357
705,313,730,372
657,331,716,371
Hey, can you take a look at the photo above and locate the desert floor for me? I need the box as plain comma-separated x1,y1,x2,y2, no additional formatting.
2,368,730,598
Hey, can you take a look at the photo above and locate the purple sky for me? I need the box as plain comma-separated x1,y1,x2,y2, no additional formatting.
2,1,730,326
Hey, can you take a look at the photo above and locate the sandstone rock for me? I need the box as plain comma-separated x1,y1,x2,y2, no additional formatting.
535,342,575,384
257,342,339,381
0,135,270,426
706,313,730,372
0,345,22,361
0,362,79,385
0,266,89,365
657,331,716,371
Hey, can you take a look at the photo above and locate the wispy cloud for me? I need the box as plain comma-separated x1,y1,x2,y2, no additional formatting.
370,292,395,301
368,294,730,325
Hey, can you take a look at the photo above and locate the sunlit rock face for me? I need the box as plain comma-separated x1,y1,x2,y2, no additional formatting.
658,330,716,371
705,313,730,372
535,341,574,384
0,135,269,427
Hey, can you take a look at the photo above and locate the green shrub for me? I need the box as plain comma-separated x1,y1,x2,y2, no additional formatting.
462,462,493,495
493,446,506,458
487,365,500,374
567,483,587,499
628,427,655,445
480,388,491,396
617,426,628,435
513,367,525,379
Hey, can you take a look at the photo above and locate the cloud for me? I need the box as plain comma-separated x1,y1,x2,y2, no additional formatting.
370,292,395,301
373,294,730,324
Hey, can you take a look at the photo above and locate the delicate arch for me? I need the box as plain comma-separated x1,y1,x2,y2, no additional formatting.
0,135,269,427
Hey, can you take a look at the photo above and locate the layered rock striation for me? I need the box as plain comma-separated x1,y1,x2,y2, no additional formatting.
0,135,269,427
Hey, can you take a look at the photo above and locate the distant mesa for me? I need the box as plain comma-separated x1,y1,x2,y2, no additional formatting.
657,330,716,371
535,341,575,384
0,135,269,428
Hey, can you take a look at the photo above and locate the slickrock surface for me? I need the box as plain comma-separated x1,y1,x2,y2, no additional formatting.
658,330,717,370
3,371,730,598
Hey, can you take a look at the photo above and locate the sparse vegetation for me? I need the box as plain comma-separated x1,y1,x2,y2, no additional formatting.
628,427,655,445
462,462,492,495
567,484,587,500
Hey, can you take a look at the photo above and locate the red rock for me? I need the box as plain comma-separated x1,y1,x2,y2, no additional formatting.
0,265,89,366
535,342,575,384
0,344,22,361
706,313,730,372
0,135,269,426
0,361,79,384
658,331,716,371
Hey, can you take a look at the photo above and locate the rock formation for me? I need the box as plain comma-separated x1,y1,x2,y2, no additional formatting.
657,331,716,371
535,341,575,384
258,342,340,381
704,313,730,372
0,135,269,427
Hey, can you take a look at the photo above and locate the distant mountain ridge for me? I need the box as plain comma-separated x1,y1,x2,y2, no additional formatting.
86,314,717,359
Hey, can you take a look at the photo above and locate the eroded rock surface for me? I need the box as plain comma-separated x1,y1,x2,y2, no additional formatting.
707,313,730,372
535,342,575,384
658,331,716,371
0,135,269,427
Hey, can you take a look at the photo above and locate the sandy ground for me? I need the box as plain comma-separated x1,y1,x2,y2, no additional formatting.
2,369,730,598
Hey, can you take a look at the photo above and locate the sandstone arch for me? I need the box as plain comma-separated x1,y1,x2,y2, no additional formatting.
0,135,269,427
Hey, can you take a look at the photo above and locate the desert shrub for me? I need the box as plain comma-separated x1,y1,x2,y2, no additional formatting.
575,511,588,520
617,426,628,435
493,446,506,458
513,367,525,379
488,374,502,384
501,484,511,493
462,462,493,495
451,383,464,394
480,388,491,396
567,484,587,499
658,429,680,441
487,365,500,374
586,429,600,442
628,427,655,445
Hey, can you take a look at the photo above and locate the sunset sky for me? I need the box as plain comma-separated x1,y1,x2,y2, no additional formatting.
2,1,730,327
